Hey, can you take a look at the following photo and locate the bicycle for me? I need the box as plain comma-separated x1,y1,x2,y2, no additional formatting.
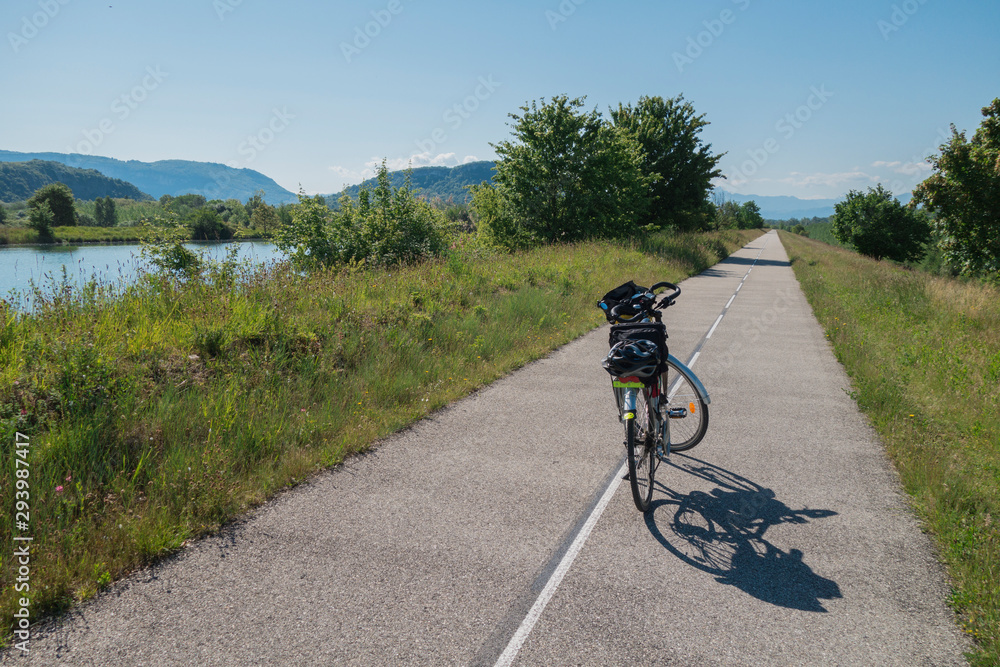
598,281,711,512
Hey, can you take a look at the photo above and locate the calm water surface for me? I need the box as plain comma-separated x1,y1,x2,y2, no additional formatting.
0,241,284,310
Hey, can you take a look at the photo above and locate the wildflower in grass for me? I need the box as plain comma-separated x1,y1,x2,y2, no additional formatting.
56,486,64,494
66,475,72,482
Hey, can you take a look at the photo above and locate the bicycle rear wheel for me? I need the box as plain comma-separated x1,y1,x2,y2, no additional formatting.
662,358,709,452
625,388,655,512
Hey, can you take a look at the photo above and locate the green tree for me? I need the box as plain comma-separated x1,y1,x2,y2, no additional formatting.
832,185,929,262
737,201,764,229
94,196,117,227
186,208,233,240
28,183,77,227
250,203,278,234
27,200,55,241
610,95,724,232
94,197,105,227
0,205,7,226
713,199,742,230
223,198,250,227
245,190,265,221
274,190,337,271
912,98,1000,277
488,95,651,246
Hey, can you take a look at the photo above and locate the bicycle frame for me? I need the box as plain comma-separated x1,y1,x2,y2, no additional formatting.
612,379,667,458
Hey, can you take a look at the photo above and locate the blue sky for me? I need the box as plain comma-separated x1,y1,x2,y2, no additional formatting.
2,0,998,200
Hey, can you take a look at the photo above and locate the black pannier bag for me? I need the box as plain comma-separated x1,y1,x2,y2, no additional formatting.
608,321,669,377
598,281,651,322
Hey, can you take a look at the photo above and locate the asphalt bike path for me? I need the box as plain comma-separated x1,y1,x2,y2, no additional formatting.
9,232,969,665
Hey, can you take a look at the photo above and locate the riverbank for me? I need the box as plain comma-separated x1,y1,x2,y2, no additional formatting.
0,226,270,246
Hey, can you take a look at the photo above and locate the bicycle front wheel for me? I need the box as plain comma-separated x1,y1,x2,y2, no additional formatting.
662,358,709,452
625,388,655,512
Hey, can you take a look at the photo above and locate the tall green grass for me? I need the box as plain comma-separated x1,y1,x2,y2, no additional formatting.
1,229,761,634
782,232,999,665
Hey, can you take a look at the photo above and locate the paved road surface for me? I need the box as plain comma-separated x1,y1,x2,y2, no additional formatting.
8,231,970,665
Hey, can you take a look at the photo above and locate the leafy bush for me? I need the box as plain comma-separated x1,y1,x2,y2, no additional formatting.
832,185,929,263
486,95,650,247
187,208,233,240
27,200,55,241
28,182,77,227
276,162,447,270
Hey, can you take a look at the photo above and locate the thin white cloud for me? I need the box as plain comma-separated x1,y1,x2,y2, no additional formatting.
872,160,932,176
371,152,480,171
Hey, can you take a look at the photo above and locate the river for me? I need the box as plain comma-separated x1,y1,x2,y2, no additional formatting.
0,240,285,311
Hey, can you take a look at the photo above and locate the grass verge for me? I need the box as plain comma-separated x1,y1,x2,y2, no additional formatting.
1,229,762,638
781,231,999,665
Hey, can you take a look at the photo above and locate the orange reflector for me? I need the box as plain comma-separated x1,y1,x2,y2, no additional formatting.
689,402,697,414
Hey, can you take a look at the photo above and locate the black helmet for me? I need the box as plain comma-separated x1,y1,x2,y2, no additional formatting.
602,340,660,378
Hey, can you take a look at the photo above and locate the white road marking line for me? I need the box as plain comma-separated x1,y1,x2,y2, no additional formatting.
493,459,628,667
493,234,773,666
706,314,724,339
725,294,736,309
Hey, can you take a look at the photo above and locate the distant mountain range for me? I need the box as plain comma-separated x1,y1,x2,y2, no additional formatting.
327,161,840,220
326,161,496,207
715,191,838,220
717,189,913,220
0,159,152,202
0,150,297,204
0,149,876,221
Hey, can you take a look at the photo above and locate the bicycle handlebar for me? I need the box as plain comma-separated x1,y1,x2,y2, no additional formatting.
606,281,681,323
650,281,681,308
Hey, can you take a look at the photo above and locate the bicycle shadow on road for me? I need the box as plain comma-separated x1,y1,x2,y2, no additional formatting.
645,454,841,612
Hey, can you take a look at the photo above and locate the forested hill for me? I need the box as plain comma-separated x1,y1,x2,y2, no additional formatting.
0,150,297,204
327,161,496,206
0,160,152,202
